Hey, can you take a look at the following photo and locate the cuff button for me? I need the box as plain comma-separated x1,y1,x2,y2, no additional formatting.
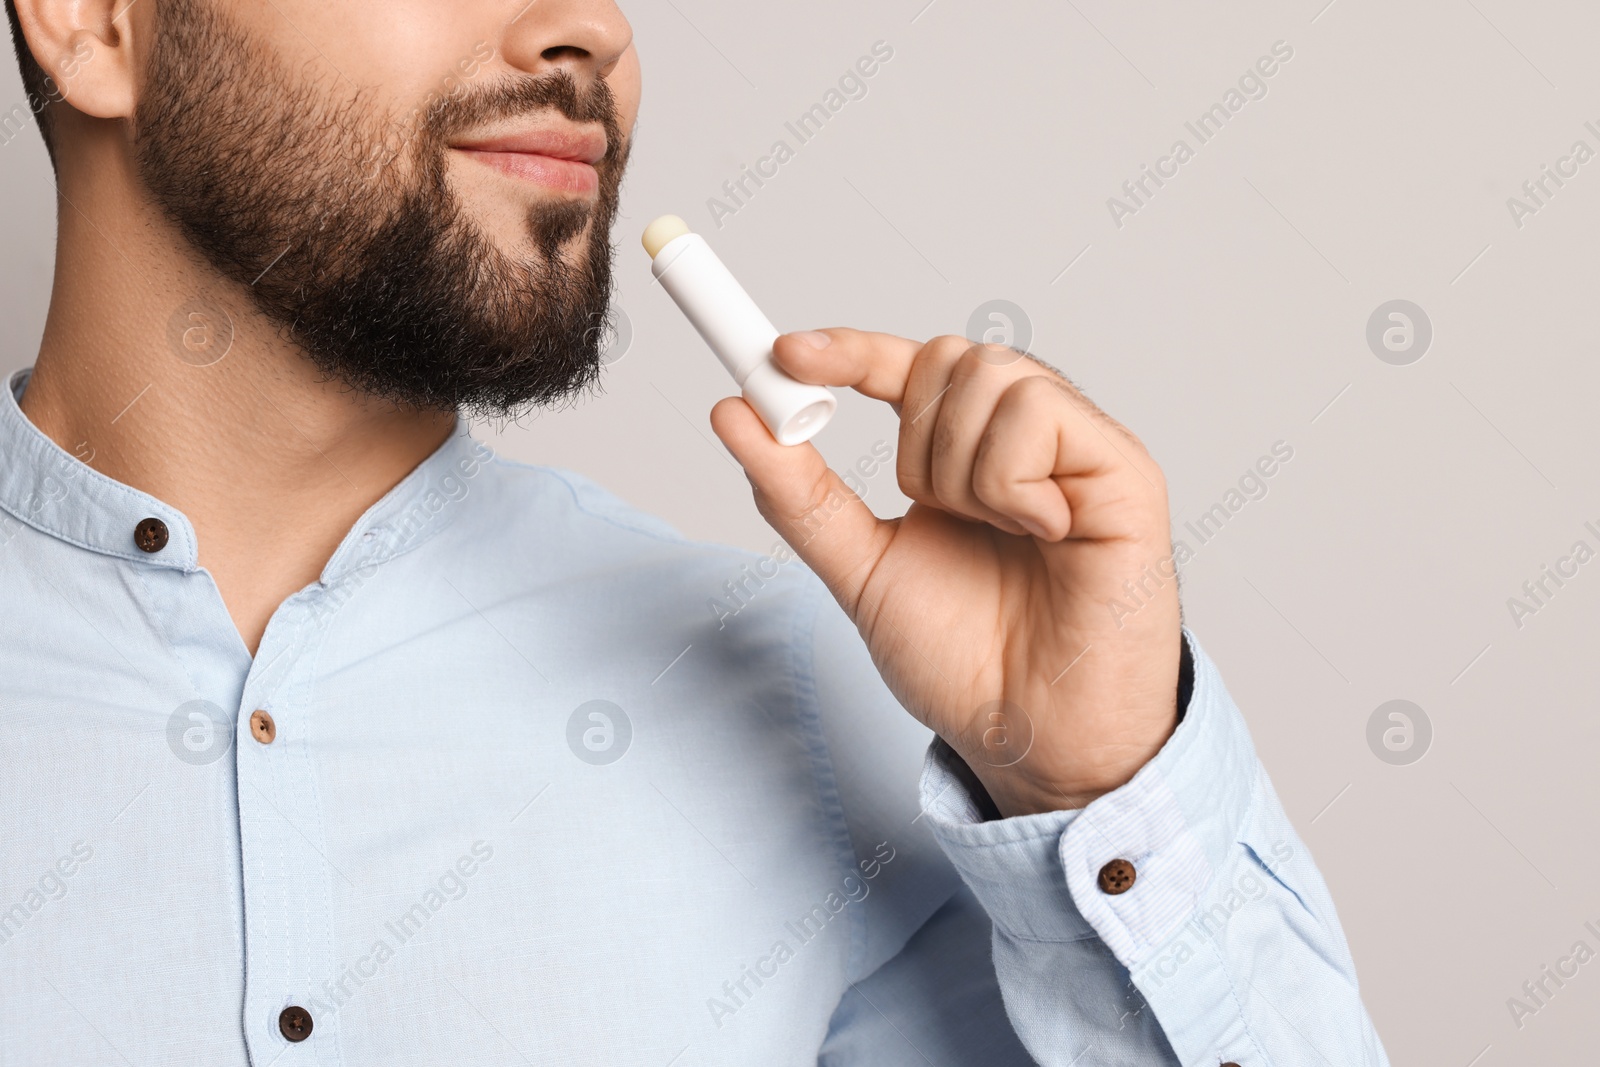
1097,858,1137,895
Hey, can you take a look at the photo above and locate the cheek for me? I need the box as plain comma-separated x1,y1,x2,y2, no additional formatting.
265,0,499,112
610,47,643,132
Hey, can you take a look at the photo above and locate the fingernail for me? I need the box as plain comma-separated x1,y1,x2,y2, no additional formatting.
793,331,832,350
1019,518,1051,540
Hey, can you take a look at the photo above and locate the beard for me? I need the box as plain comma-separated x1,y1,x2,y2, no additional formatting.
131,0,628,418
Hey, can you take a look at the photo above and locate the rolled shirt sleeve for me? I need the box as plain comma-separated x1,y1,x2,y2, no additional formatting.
918,628,1391,1066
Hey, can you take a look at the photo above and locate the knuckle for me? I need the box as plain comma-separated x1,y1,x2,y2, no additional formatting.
902,454,928,495
928,333,970,351
957,340,1028,376
895,454,935,503
897,472,936,505
1003,373,1061,416
923,334,975,364
928,418,959,464
953,342,1002,379
1015,371,1063,397
970,459,1011,507
929,449,965,501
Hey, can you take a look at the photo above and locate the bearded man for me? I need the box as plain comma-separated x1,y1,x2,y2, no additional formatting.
0,1,1387,1063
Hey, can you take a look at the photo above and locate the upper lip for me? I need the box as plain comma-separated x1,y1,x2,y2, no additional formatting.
451,124,608,165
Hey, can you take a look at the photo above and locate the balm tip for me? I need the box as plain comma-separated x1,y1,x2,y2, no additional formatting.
642,214,692,259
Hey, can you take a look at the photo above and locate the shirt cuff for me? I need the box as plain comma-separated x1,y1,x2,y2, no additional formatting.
917,626,1258,967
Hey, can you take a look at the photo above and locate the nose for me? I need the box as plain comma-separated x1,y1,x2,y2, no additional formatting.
499,0,634,81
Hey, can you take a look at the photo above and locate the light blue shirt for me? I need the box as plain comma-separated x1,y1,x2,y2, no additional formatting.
0,366,1387,1065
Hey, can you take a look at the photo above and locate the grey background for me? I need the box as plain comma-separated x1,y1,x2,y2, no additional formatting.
5,0,1598,1060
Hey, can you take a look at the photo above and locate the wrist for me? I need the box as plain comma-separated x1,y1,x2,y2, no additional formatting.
954,633,1194,819
974,724,1176,817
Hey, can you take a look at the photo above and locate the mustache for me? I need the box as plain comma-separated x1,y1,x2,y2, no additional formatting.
424,70,624,165
363,69,627,186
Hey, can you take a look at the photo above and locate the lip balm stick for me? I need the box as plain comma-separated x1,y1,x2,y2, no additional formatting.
642,215,836,446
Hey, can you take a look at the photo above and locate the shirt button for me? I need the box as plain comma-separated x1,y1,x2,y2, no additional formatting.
133,517,169,553
250,710,277,744
1098,858,1137,895
278,1005,313,1042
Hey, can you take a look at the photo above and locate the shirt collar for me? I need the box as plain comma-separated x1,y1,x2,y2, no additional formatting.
1,366,200,569
1,366,485,581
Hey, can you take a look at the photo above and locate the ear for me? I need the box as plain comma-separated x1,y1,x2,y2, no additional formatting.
10,0,144,120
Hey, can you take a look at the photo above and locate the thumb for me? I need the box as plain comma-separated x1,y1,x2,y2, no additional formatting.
710,396,890,613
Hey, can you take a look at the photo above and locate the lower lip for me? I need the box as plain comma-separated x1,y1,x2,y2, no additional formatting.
455,149,599,195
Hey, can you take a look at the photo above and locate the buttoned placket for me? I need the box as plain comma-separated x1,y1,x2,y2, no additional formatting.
233,510,439,1066
2,369,483,1062
233,580,349,1067
125,525,366,1066
117,502,419,1067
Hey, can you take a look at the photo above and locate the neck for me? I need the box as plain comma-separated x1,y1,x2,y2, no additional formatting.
20,143,457,655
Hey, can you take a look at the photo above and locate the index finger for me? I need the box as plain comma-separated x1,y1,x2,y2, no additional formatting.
771,328,923,410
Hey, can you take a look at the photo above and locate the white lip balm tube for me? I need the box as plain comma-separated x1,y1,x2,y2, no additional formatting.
642,215,836,446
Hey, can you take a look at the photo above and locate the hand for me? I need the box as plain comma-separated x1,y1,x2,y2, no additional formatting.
710,331,1184,818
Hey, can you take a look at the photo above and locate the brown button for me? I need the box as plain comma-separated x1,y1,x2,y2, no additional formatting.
279,1005,313,1042
1098,858,1137,895
133,517,169,553
1221,1063,1241,1067
250,710,276,744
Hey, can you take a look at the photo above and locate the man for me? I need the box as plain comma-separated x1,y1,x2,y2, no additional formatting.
0,0,1387,1062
